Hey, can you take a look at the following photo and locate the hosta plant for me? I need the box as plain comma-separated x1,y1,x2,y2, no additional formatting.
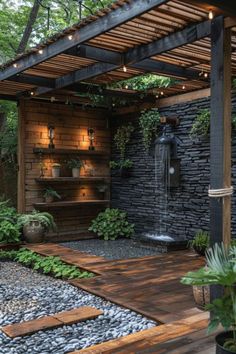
18,210,56,232
181,243,236,353
89,208,134,240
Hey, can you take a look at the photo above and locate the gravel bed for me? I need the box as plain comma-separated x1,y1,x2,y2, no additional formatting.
61,239,160,260
0,262,156,354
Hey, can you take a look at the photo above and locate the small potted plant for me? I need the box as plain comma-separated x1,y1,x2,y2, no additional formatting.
43,187,61,203
18,210,56,243
181,243,236,354
51,163,61,178
67,158,84,178
189,230,210,256
110,159,133,177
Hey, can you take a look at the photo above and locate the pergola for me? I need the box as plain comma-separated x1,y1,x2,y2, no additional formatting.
0,0,235,255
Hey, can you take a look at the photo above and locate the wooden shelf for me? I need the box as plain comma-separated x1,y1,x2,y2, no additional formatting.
33,147,109,157
34,200,110,209
35,177,110,184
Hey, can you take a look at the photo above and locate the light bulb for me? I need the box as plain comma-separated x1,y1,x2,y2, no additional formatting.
204,72,208,78
68,35,73,40
160,91,164,96
123,65,127,73
209,10,213,20
13,63,17,68
30,91,34,96
125,85,128,89
182,85,186,90
38,49,43,54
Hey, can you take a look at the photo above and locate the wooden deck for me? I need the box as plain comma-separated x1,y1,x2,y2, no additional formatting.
25,243,216,353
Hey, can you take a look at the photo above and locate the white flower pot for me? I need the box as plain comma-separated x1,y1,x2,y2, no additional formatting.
72,168,80,178
52,167,60,178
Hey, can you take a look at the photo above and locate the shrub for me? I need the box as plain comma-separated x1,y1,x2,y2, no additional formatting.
114,124,134,159
89,208,134,240
188,230,210,255
109,159,133,170
0,220,20,244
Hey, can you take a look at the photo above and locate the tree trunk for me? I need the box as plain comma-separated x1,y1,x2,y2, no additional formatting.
16,0,40,55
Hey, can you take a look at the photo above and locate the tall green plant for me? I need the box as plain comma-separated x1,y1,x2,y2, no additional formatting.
181,243,236,352
139,109,160,151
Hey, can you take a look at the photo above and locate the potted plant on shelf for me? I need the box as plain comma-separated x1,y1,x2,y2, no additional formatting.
189,230,210,256
51,163,61,178
110,159,133,177
18,210,56,243
43,187,61,203
181,243,236,354
67,158,84,177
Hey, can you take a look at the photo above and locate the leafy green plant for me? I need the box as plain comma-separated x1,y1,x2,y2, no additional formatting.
190,109,210,138
67,158,84,169
0,249,18,261
181,243,236,352
11,248,94,280
190,110,236,138
43,187,61,200
114,124,134,159
89,208,134,240
139,109,160,151
188,230,210,256
110,159,133,170
0,220,20,244
18,210,56,232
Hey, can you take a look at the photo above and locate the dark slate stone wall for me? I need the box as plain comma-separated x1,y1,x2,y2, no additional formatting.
111,95,236,240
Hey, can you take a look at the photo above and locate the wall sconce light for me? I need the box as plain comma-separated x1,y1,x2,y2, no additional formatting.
48,124,55,149
87,128,95,150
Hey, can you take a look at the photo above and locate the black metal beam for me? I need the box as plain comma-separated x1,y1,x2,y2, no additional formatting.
0,0,168,81
210,16,231,245
8,74,55,88
65,45,122,65
36,62,119,96
125,20,211,64
132,59,200,80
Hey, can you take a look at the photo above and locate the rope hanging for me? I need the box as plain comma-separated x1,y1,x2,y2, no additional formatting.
208,186,234,198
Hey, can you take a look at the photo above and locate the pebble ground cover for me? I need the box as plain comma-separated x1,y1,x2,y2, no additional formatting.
0,261,156,354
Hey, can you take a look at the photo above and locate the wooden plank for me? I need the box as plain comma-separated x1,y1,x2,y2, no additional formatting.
0,0,169,81
33,147,109,156
53,307,103,325
17,100,26,213
34,200,110,209
1,316,62,338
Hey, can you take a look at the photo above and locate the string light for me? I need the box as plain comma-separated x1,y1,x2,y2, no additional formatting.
182,85,186,90
30,91,35,96
123,65,127,73
204,72,208,78
160,91,164,96
208,10,213,20
156,95,159,98
38,49,43,54
68,35,73,40
13,63,17,68
125,85,128,89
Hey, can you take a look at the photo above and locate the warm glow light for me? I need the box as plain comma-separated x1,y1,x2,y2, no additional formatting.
13,63,17,68
30,91,34,96
38,49,43,54
123,65,127,73
125,85,128,89
68,35,73,40
204,72,208,78
156,95,159,98
160,91,164,96
208,10,213,20
182,85,186,90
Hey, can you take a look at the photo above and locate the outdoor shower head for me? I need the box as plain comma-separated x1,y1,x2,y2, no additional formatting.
155,126,175,146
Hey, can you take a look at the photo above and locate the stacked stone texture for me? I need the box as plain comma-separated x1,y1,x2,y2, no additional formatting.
111,96,236,240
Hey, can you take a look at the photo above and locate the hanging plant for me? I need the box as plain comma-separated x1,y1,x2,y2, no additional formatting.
190,109,236,138
139,109,160,151
114,123,134,159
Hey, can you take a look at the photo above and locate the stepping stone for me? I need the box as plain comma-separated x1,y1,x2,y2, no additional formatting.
53,306,103,325
1,307,103,338
1,316,61,338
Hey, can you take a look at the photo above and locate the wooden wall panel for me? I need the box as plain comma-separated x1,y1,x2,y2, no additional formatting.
19,99,111,241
